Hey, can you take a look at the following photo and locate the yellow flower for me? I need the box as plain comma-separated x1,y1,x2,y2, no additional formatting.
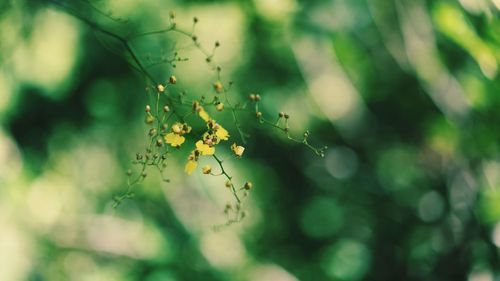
231,143,245,157
202,132,219,145
196,140,215,156
164,122,191,147
185,160,198,175
194,102,229,141
165,133,185,147
216,126,229,141
202,165,212,174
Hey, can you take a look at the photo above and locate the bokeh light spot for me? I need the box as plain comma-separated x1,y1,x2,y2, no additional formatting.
321,239,371,281
325,146,358,180
418,191,445,222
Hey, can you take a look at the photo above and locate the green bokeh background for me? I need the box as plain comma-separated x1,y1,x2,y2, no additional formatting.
1,0,500,280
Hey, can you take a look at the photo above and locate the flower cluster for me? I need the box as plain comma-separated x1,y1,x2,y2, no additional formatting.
184,101,241,174
103,12,325,227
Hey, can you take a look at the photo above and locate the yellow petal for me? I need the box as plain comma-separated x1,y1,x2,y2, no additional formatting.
196,140,215,156
199,108,210,122
165,133,185,147
215,126,229,141
185,160,198,175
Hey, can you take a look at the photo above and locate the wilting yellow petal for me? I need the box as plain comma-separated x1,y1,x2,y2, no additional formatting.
196,140,215,155
165,133,185,147
199,108,210,122
215,126,229,141
231,143,245,157
185,160,198,175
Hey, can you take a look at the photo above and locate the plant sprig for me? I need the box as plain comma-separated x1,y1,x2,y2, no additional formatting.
48,1,326,226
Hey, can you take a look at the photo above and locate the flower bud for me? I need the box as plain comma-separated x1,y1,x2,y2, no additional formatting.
157,84,165,93
182,123,192,134
279,112,285,118
202,165,212,174
169,75,177,84
256,111,262,118
213,81,223,93
145,115,155,125
241,210,247,219
163,105,170,112
156,139,163,147
225,181,232,188
145,105,151,113
244,182,253,190
149,128,157,136
192,101,202,112
255,94,261,101
215,102,224,111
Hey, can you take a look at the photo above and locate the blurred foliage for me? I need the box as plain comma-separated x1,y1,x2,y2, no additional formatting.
1,0,500,280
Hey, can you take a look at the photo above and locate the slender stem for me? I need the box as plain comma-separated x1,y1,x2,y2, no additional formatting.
256,109,326,157
213,154,241,203
47,0,157,84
